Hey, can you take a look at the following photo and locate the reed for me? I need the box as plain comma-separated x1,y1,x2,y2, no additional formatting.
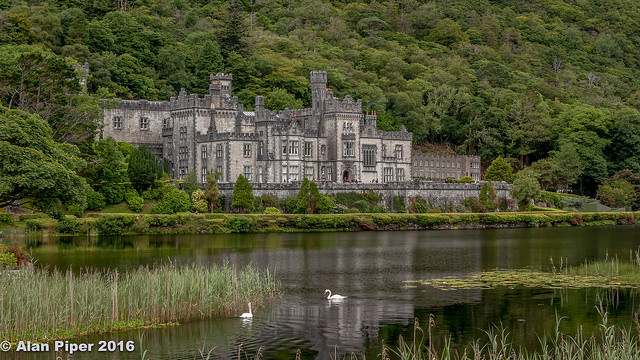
0,262,279,342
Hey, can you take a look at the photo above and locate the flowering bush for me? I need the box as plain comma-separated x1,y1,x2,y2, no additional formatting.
0,244,30,268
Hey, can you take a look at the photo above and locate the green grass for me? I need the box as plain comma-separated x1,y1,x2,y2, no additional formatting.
0,262,279,343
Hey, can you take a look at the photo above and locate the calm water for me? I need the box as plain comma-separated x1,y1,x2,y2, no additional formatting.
6,226,640,359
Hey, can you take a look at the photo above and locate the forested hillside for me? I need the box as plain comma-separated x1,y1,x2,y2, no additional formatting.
1,0,640,194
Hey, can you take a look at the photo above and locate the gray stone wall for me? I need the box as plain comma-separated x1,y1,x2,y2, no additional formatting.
217,181,511,212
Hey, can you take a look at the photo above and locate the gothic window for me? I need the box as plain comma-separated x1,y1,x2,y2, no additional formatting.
395,145,403,160
201,167,207,183
216,166,223,179
281,166,288,182
243,143,252,157
303,118,309,129
243,166,253,181
304,142,312,157
113,117,122,129
139,117,149,130
216,144,223,158
258,166,263,183
201,145,207,159
259,141,264,156
396,168,405,181
320,145,326,156
343,141,354,157
180,127,187,139
363,146,376,167
289,141,299,155
383,168,393,183
281,140,288,155
326,166,332,181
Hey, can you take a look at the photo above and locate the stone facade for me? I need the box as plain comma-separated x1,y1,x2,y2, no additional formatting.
411,153,481,181
102,70,413,184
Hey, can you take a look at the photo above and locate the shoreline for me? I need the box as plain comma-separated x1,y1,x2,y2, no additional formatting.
2,211,638,237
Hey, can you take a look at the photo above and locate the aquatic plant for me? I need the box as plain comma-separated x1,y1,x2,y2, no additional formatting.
0,262,279,342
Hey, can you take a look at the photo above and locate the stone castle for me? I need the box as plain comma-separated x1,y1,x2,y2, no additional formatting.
102,70,413,184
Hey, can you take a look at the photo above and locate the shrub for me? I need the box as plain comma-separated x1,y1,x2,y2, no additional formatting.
510,174,541,210
224,216,254,233
316,194,336,214
479,182,497,210
597,178,636,208
191,189,208,213
25,220,44,232
0,252,17,270
353,200,370,212
0,213,13,224
232,174,254,213
86,188,106,211
408,197,429,213
280,197,299,214
125,190,144,213
393,195,405,213
66,203,86,217
151,184,191,214
484,157,514,183
457,176,474,183
1,244,30,267
371,205,387,213
94,215,135,235
130,217,150,233
263,207,281,214
254,194,279,213
141,182,164,200
57,217,82,234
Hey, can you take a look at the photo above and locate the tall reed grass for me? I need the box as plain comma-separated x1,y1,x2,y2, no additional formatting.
0,262,279,342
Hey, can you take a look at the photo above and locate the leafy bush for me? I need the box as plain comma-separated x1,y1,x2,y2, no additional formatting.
254,194,279,213
457,176,474,183
352,200,370,212
151,184,191,214
86,188,106,211
57,217,82,234
141,182,164,200
94,215,135,235
224,216,254,233
407,196,429,213
280,197,299,214
25,219,44,232
263,207,281,214
66,204,85,218
130,217,150,233
0,252,17,270
0,213,14,224
191,189,208,213
125,190,144,213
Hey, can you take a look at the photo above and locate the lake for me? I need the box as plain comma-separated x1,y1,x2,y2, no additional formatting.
7,225,640,359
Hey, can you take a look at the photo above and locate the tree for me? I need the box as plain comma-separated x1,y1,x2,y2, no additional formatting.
479,182,497,210
0,106,88,215
93,137,128,204
128,145,161,193
597,179,636,209
295,178,321,214
219,2,248,61
150,183,191,214
531,144,583,191
205,169,221,213
191,189,208,213
484,157,514,183
182,171,200,197
510,173,541,210
232,174,254,213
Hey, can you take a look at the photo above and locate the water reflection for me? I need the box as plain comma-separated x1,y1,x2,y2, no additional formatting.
8,226,640,359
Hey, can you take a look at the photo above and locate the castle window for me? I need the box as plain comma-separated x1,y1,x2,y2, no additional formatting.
162,118,168,129
243,166,253,181
140,117,149,130
305,166,314,179
431,160,434,167
304,118,309,129
413,159,417,166
180,127,187,139
201,167,207,183
343,141,354,157
281,140,288,155
382,145,386,157
259,141,264,156
216,144,223,158
216,166,223,180
396,168,405,181
289,141,299,155
113,117,122,129
258,166,263,183
243,143,252,158
281,166,288,182
289,166,299,181
395,145,403,160
383,168,393,183
363,145,376,167
304,142,312,157
320,145,326,156
326,166,332,181
343,122,354,134
201,145,207,159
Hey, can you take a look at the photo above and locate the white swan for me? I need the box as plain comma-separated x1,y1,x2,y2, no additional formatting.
240,302,253,318
324,289,346,300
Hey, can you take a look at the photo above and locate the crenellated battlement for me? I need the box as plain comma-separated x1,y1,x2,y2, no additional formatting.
324,95,363,113
117,99,171,111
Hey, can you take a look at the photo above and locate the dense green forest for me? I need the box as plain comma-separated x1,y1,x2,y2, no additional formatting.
1,0,640,197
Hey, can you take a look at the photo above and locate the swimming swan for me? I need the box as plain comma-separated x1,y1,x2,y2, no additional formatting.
324,289,346,300
240,302,253,318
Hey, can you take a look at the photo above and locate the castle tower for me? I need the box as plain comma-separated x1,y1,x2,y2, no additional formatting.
209,73,233,98
310,70,327,111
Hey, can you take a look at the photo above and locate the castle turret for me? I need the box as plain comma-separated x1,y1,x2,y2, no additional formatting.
255,95,264,111
310,70,327,111
209,73,233,98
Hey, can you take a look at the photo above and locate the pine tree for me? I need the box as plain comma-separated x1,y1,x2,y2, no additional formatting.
219,1,248,61
232,174,254,213
195,41,223,94
128,145,160,193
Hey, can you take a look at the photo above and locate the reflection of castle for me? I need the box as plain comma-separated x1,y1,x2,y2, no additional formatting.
102,71,412,184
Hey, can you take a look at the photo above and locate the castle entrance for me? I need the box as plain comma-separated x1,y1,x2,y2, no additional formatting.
342,170,350,182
